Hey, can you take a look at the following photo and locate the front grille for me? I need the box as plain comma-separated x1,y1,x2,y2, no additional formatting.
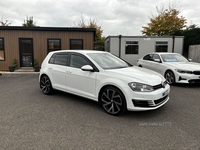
132,100,149,107
193,71,200,75
132,95,168,108
153,81,168,90
188,79,200,83
154,95,168,105
153,84,163,90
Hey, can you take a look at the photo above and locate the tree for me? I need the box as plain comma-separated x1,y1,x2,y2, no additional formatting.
175,24,200,57
0,16,11,26
76,16,105,51
22,16,37,27
142,5,187,36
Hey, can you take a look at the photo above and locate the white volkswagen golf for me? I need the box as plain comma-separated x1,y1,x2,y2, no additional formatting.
39,50,170,115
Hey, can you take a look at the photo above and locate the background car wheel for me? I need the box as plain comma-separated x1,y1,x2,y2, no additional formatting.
165,71,175,85
99,86,126,115
40,75,54,95
138,65,142,67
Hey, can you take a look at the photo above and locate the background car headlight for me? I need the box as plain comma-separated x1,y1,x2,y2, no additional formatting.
128,82,154,92
176,69,193,74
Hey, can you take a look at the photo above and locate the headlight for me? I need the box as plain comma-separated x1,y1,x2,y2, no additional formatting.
128,82,154,92
176,69,193,74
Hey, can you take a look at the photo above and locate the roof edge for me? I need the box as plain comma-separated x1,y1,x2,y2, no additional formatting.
106,35,184,39
0,26,96,32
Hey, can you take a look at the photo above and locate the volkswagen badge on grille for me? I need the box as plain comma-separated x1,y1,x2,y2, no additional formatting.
162,81,166,88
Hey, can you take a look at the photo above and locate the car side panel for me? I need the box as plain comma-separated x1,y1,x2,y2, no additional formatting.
66,66,97,100
48,64,67,90
138,59,167,77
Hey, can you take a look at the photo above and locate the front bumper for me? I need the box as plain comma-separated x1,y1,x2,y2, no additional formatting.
175,73,200,84
125,84,170,111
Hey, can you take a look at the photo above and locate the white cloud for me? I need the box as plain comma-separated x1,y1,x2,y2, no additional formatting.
0,0,200,36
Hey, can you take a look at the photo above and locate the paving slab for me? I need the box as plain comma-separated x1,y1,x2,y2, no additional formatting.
0,71,40,76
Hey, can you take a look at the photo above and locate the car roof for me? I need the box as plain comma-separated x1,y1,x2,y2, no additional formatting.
148,52,179,55
49,50,107,55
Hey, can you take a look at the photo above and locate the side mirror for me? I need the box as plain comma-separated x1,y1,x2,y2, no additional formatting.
188,58,192,62
153,59,161,63
81,65,94,71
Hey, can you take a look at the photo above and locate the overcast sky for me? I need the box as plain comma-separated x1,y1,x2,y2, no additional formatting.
0,0,200,36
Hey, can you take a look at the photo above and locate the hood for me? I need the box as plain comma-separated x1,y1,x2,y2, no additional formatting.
165,62,200,71
105,66,164,86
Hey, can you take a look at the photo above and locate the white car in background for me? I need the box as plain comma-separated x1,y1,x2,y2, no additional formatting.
137,52,200,84
39,50,170,115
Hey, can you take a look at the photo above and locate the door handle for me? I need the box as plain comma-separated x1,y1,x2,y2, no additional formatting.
66,70,71,73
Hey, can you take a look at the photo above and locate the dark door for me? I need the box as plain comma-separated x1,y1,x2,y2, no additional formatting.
19,38,33,67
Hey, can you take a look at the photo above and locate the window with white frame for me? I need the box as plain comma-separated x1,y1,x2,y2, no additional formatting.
155,41,168,52
125,41,139,54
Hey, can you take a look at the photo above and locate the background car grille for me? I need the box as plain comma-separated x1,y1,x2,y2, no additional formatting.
188,79,200,83
193,71,200,75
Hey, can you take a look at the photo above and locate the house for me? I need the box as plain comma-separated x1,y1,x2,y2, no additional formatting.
0,26,96,71
105,35,184,65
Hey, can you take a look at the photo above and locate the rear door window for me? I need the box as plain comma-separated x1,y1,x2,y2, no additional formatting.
49,53,68,66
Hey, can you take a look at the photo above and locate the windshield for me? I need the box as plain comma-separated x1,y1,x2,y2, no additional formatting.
161,54,189,62
87,52,131,69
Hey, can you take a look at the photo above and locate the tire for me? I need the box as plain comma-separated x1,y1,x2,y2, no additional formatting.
40,75,54,95
138,65,142,67
99,86,126,115
165,70,175,85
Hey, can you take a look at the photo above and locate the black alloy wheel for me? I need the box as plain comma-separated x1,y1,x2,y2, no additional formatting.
165,70,175,85
40,75,54,95
100,86,126,115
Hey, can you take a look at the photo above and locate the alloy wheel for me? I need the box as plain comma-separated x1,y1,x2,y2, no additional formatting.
40,75,53,94
165,71,175,85
100,87,126,115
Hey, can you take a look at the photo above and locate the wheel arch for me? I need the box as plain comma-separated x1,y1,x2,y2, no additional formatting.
39,73,55,87
164,69,174,77
39,73,50,82
164,69,176,84
98,84,126,103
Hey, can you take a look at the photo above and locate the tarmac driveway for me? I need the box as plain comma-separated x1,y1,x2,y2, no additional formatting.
0,74,200,150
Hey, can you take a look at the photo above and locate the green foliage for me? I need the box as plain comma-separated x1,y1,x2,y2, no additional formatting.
94,38,105,51
77,17,105,51
34,59,38,67
22,16,37,27
142,9,187,36
175,24,200,57
13,58,18,69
